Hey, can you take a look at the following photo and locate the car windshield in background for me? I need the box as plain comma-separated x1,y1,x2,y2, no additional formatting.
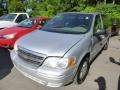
17,18,37,28
42,13,93,34
0,15,7,20
2,14,17,21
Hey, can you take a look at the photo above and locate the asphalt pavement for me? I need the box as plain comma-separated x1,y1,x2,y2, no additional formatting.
0,36,120,90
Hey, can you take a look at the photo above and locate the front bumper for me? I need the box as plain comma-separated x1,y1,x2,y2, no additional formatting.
0,38,14,48
11,50,77,87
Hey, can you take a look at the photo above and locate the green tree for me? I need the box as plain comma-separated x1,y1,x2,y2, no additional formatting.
8,0,24,12
0,8,3,15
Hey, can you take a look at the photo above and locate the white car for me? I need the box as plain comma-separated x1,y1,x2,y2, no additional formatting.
0,13,29,30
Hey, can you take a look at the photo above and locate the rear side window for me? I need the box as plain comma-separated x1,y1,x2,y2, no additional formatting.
15,14,28,23
102,14,110,29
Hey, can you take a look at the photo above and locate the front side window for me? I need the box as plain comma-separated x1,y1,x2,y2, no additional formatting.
2,14,17,21
16,14,27,23
42,13,93,34
17,18,36,28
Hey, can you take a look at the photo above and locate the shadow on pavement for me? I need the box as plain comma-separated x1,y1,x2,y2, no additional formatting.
95,76,106,90
0,47,13,80
109,57,120,90
109,57,120,65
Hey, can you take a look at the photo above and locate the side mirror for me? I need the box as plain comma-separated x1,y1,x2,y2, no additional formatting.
94,29,106,35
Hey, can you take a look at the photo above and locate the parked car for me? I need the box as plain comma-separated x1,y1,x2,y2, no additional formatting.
0,17,49,48
11,12,110,87
0,13,29,30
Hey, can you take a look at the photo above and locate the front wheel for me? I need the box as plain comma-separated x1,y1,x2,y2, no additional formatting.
76,57,90,84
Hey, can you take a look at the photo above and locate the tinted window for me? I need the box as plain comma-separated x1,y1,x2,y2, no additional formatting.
17,18,36,28
42,13,93,34
2,14,17,21
101,14,108,29
16,14,27,23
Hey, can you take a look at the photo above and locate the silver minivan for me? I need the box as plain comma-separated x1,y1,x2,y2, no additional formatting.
11,12,109,87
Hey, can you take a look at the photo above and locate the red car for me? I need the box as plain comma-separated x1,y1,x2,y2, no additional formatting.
0,17,49,49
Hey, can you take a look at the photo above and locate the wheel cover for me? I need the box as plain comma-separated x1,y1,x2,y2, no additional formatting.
79,61,88,80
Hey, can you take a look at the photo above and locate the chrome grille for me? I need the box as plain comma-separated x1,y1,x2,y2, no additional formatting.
17,47,46,66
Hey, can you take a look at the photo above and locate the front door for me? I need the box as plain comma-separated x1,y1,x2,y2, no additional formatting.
91,15,104,60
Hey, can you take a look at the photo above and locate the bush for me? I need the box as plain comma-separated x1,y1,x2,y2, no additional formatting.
80,4,120,28
25,1,120,28
81,6,96,12
96,4,120,28
8,0,24,12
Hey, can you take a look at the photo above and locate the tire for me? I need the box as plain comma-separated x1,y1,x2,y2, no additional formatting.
76,57,90,84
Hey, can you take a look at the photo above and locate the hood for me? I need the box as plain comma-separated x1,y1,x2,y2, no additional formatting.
17,30,85,56
0,26,31,35
0,20,17,28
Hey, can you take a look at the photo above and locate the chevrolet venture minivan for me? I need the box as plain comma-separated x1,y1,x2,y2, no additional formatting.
11,12,110,87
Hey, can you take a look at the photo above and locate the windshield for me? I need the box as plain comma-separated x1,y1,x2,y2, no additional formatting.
2,14,17,21
17,18,37,28
0,15,7,20
42,13,93,34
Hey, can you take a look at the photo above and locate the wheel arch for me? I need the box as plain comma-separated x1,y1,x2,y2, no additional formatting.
73,52,90,84
78,52,90,66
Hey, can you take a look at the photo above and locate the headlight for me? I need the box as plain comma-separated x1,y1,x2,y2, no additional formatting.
43,57,76,69
3,33,16,39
